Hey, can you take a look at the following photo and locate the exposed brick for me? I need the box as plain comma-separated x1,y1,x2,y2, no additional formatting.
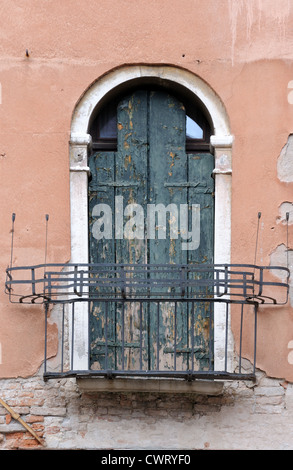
255,387,284,398
144,408,169,418
5,414,12,425
254,404,284,414
31,423,45,432
255,395,283,405
30,406,67,417
108,406,132,416
193,404,221,414
5,407,30,415
19,392,34,398
45,426,61,435
5,431,31,450
168,410,193,420
17,437,42,449
5,431,24,440
131,409,145,418
26,415,44,423
96,406,108,415
7,398,44,407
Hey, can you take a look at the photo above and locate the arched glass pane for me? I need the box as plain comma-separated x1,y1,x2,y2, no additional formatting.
98,107,117,139
186,115,203,139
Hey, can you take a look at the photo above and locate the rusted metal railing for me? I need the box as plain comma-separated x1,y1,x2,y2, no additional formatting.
5,262,290,382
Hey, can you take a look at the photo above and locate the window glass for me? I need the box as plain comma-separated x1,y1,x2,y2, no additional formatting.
97,106,117,139
186,115,203,139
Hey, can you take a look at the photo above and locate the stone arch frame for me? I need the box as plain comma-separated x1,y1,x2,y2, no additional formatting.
69,65,233,373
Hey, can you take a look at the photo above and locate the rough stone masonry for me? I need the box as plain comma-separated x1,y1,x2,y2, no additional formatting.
1,366,293,450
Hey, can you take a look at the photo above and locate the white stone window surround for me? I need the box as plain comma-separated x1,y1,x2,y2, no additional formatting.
69,65,233,379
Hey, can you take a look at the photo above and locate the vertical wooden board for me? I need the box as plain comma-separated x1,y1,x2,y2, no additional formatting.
188,152,215,369
187,152,214,266
88,151,115,265
148,91,187,266
148,91,188,370
88,151,116,369
115,91,149,369
116,90,148,265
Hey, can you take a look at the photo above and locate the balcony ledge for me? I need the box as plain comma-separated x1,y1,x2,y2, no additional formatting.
76,376,224,395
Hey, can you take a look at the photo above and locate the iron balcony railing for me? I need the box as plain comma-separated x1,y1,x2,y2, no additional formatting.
5,262,290,382
42,297,258,381
5,262,290,304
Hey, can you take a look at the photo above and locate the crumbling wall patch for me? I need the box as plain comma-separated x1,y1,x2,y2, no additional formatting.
277,135,293,183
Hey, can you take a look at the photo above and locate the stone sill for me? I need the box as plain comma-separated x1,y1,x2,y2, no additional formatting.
76,377,224,395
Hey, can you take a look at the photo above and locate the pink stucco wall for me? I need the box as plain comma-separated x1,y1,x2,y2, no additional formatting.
1,0,293,380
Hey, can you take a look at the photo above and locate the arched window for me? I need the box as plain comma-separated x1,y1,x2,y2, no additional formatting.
68,66,233,385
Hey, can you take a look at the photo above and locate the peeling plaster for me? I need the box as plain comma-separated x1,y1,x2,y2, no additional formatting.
288,81,293,104
288,340,293,364
270,244,293,305
277,202,293,225
277,135,293,183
